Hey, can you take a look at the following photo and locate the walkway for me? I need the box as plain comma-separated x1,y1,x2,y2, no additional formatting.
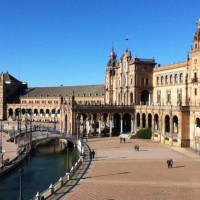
59,137,200,200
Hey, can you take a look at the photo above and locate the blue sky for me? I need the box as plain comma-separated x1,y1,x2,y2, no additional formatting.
0,0,200,87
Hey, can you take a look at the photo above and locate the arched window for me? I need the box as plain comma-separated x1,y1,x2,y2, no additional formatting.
170,75,173,84
161,76,164,85
180,73,183,83
174,74,178,83
157,77,159,85
165,75,168,84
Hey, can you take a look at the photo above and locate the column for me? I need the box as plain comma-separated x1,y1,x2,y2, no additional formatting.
109,114,112,137
120,114,123,134
149,94,151,105
98,115,101,138
131,118,134,133
169,116,173,145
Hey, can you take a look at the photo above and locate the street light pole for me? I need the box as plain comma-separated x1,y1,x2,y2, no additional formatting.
19,167,24,200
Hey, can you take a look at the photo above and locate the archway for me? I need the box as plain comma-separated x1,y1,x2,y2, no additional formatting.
173,116,178,134
123,113,131,133
136,113,140,128
113,113,121,135
165,115,170,133
142,113,146,128
154,114,159,130
148,113,152,128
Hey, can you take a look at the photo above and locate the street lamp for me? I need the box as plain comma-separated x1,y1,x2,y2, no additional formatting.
19,167,24,200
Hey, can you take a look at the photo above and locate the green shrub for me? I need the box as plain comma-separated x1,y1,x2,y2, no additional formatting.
136,128,152,139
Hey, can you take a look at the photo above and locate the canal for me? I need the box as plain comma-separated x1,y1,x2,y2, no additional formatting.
0,138,79,200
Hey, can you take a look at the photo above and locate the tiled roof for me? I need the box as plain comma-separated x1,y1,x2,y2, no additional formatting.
21,84,105,97
3,73,24,85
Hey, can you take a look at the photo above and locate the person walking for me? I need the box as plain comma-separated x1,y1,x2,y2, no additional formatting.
92,149,95,158
170,159,173,168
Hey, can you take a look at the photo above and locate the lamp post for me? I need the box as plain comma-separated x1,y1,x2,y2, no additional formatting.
19,167,24,200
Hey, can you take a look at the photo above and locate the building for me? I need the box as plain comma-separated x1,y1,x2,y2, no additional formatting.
1,19,200,149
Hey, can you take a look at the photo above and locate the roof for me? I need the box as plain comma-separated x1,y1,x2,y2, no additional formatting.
21,84,105,97
3,73,24,85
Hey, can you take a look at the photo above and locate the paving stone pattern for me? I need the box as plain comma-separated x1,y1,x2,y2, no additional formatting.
61,137,200,200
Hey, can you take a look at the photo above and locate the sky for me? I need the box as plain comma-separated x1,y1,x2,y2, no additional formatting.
0,0,200,87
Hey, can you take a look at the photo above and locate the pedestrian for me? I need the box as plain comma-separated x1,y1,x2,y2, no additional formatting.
170,159,173,168
92,149,95,158
120,137,122,143
167,159,171,168
123,138,126,143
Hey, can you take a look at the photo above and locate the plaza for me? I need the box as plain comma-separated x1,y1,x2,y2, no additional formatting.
59,137,200,200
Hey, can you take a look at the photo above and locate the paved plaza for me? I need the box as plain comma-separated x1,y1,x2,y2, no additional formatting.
60,137,200,200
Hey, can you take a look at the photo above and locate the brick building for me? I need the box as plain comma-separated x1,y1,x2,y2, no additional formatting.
1,19,200,149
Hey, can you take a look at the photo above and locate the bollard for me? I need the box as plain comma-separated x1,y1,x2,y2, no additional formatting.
49,183,54,194
59,177,63,187
65,172,70,180
35,192,40,200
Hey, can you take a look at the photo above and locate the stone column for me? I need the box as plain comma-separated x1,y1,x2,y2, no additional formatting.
120,114,123,134
98,114,101,138
169,116,173,145
109,114,112,137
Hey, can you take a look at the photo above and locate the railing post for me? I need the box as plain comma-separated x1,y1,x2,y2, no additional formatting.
49,183,54,194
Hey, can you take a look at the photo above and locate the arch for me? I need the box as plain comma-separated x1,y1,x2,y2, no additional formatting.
173,115,178,134
165,75,168,84
34,109,38,115
113,113,121,135
196,118,200,128
174,74,178,83
157,77,159,85
141,90,149,105
40,109,44,115
123,113,131,133
180,73,183,83
154,114,159,130
165,115,170,132
136,113,140,128
52,109,56,115
21,108,26,115
8,108,13,117
46,109,50,115
161,76,164,85
148,113,152,128
170,74,173,84
142,113,146,128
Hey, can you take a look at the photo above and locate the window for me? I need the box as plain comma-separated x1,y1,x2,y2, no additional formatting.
174,74,178,83
161,76,164,85
195,88,197,96
157,91,161,104
166,90,171,103
157,77,159,85
165,75,168,84
170,75,173,84
177,89,182,104
146,78,149,86
180,73,183,83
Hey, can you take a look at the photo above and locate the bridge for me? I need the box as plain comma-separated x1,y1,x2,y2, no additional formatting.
16,127,83,154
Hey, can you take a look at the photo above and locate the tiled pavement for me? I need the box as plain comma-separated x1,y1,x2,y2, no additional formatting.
60,137,200,200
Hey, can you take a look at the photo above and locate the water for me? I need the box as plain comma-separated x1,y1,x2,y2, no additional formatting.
0,139,79,200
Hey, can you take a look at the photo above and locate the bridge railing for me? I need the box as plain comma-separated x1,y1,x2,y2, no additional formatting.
33,156,83,200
